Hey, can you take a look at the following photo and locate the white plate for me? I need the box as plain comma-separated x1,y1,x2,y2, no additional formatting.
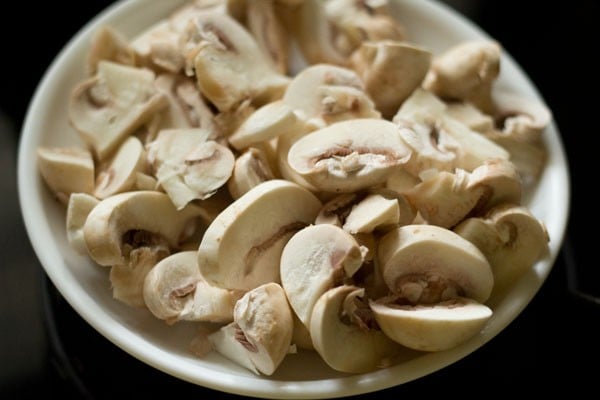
17,0,570,398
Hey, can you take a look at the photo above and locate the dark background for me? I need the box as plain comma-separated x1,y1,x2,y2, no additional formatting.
1,1,598,398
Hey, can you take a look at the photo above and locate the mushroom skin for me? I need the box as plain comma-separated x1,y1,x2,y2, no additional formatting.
454,204,549,299
310,285,402,373
378,225,494,304
198,179,322,291
287,119,412,193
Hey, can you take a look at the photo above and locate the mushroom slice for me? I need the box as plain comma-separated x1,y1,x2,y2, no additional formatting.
87,26,134,75
468,159,522,214
423,40,501,114
284,0,347,65
37,147,95,204
227,147,275,199
83,191,208,267
94,137,146,199
351,41,432,119
228,100,302,151
370,297,492,351
280,224,364,327
492,91,552,143
445,102,494,134
148,129,235,209
66,193,100,255
143,251,240,324
287,119,411,193
385,168,420,195
198,179,322,291
209,282,294,375
69,61,168,161
184,11,289,112
246,0,289,74
310,285,401,373
454,204,549,298
490,136,546,188
131,21,182,72
154,74,216,134
282,64,379,129
378,225,494,304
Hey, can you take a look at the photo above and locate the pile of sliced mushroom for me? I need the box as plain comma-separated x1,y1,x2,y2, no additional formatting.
37,0,551,375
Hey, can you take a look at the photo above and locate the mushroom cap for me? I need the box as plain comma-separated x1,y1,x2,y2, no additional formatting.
310,285,401,373
378,225,494,304
370,297,492,351
198,179,322,291
83,191,207,266
287,118,412,193
280,224,364,327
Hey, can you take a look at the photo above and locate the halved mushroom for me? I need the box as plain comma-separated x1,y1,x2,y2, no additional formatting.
87,26,135,76
310,285,401,373
198,179,322,291
454,204,548,299
491,91,552,143
370,297,492,351
143,251,241,324
423,40,501,114
227,147,275,199
66,193,100,254
147,129,235,209
37,147,95,204
209,282,294,375
324,0,406,55
69,61,168,161
287,118,412,193
246,0,289,74
94,137,147,199
280,224,365,327
183,10,289,112
378,225,494,304
83,191,209,267
351,40,431,118
282,64,379,130
154,74,217,134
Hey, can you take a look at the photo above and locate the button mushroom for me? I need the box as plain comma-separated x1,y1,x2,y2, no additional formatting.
287,118,412,193
69,61,168,161
37,146,95,204
454,204,549,300
310,285,402,373
209,282,294,375
143,251,242,324
280,224,365,327
198,179,322,291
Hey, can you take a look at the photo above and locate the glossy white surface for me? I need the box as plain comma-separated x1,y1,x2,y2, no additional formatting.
18,0,570,398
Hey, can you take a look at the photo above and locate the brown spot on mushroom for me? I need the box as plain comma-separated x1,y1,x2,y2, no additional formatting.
234,323,259,353
171,282,197,299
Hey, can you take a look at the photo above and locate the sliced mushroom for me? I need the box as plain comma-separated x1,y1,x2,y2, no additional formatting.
183,10,289,112
209,282,294,375
280,224,364,327
385,168,420,195
228,100,303,151
227,147,275,199
246,0,289,74
468,159,522,214
131,20,183,72
491,91,552,143
378,225,494,304
423,40,501,114
310,285,401,373
198,179,322,291
69,61,168,161
83,191,208,267
66,193,100,255
87,26,135,76
490,136,546,188
287,118,411,193
445,101,494,134
454,204,548,299
94,137,146,199
147,129,235,209
351,40,431,118
370,297,492,351
283,64,380,130
143,251,241,324
37,147,95,204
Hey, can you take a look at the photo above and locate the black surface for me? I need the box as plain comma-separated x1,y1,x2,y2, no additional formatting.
1,1,598,398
